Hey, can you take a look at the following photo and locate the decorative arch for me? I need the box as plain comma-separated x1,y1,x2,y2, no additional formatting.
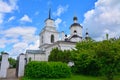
51,34,54,43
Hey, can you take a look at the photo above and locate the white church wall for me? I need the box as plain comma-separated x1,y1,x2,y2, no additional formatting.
26,53,34,62
39,31,45,46
70,37,82,42
45,31,59,44
40,31,59,47
26,53,46,62
45,19,54,27
61,31,65,41
71,26,82,37
60,43,76,50
34,54,46,61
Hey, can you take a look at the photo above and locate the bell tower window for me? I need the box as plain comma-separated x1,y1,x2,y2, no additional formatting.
74,30,77,33
41,35,43,43
51,34,54,43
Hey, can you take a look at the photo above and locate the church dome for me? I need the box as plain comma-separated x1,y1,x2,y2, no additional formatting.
73,16,78,21
70,22,82,29
71,23,81,27
70,16,82,28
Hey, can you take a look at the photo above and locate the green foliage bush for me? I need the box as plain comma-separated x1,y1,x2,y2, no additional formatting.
72,39,120,80
24,61,71,79
49,48,71,63
95,40,120,80
71,41,101,76
8,57,17,68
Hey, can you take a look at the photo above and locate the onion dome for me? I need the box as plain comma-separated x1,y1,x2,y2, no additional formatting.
70,16,82,28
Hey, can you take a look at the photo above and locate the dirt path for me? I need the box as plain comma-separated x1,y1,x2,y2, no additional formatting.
0,68,19,80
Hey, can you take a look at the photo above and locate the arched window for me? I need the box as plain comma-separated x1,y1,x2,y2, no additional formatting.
74,30,77,33
41,35,43,43
51,34,54,43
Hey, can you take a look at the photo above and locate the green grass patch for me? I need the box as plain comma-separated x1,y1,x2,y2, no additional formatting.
21,75,106,80
21,74,120,80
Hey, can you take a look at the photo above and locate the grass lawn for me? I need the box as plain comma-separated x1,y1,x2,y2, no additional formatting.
21,74,120,80
21,75,115,80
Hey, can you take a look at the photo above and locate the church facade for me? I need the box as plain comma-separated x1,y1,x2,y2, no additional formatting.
26,10,88,62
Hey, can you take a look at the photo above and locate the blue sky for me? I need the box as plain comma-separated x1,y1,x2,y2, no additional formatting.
0,0,120,58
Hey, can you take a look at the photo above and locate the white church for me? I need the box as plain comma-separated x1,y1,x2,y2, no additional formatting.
25,10,89,62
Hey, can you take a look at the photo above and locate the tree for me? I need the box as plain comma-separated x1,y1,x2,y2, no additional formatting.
8,57,17,68
72,40,120,80
48,48,72,63
71,41,101,76
48,48,61,62
95,40,120,80
0,52,16,68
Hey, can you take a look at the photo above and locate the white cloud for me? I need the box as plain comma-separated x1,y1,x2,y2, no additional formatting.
9,42,28,57
83,0,120,41
27,39,39,50
20,15,32,22
3,27,36,37
9,0,18,10
53,5,69,17
62,21,67,27
0,0,18,24
8,16,15,22
0,26,39,57
55,18,62,28
35,11,39,15
0,13,4,24
0,1,13,13
0,38,6,48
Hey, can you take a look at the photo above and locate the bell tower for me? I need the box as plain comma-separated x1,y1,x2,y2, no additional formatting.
39,9,59,50
69,16,83,42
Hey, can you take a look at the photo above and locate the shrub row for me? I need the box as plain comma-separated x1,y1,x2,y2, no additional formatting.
24,61,71,78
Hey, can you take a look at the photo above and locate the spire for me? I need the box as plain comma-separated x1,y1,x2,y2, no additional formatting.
48,8,51,19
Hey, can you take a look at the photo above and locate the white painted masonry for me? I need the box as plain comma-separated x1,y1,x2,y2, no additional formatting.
0,53,9,78
18,54,26,77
